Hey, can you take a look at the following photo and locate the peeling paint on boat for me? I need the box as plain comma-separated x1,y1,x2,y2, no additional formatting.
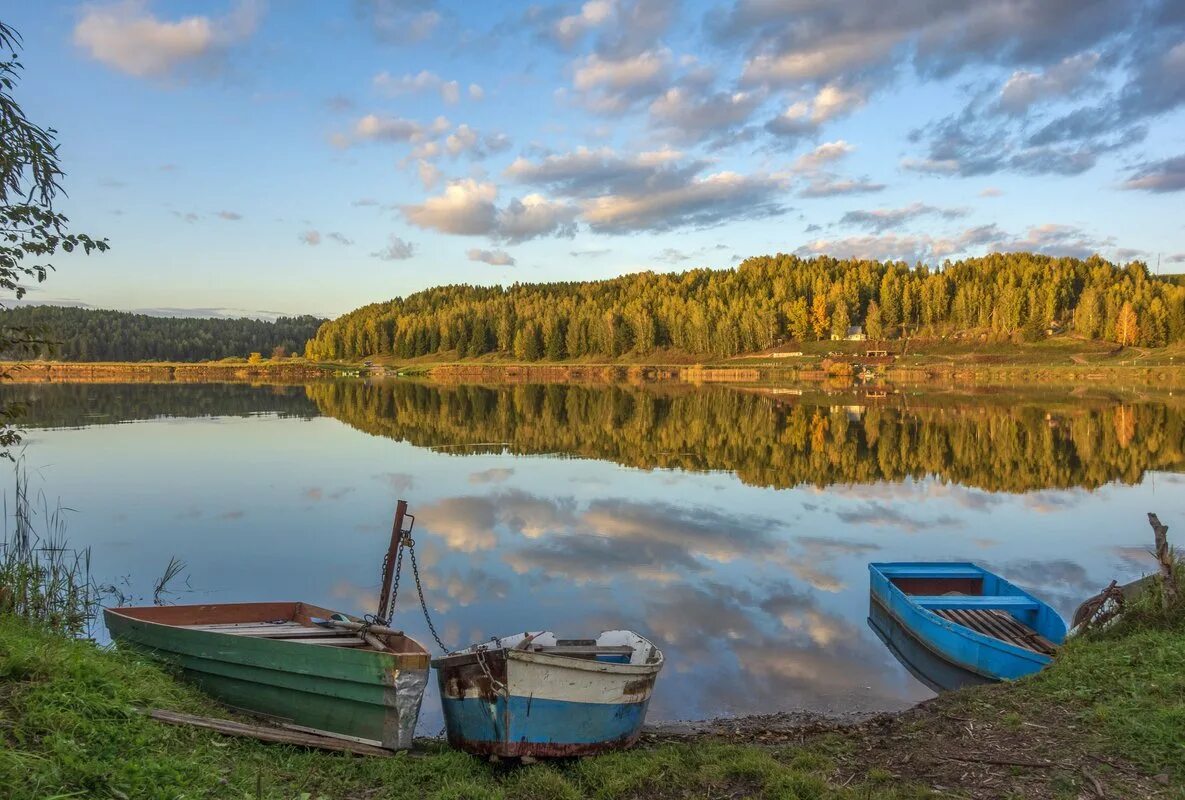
433,630,664,758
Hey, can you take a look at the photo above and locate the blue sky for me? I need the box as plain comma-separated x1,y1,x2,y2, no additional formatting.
7,0,1185,318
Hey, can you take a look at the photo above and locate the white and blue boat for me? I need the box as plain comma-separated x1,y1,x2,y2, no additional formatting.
432,630,664,758
869,562,1066,681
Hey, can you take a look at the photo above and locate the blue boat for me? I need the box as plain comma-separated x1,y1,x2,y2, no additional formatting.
432,630,664,758
869,563,1066,681
867,600,994,693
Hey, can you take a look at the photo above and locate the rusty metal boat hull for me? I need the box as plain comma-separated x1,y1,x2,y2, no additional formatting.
104,602,430,750
433,630,663,757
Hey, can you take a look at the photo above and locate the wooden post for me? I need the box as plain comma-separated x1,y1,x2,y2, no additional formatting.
1148,512,1176,610
376,500,408,623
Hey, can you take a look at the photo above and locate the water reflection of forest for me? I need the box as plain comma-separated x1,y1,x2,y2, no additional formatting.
307,382,1184,493
5,380,1182,493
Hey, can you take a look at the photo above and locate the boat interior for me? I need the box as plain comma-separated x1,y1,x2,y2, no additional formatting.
455,630,664,665
108,602,429,656
880,566,1060,656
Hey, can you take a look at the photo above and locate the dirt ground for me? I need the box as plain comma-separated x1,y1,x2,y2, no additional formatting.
641,693,1173,799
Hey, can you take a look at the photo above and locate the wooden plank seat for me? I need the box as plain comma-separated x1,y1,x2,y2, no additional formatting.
524,645,636,661
933,608,1058,655
180,621,373,648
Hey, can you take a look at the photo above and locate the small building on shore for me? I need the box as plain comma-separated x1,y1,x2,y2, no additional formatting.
833,325,866,341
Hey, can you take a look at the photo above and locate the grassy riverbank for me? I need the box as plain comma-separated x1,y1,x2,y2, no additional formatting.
1,614,1180,799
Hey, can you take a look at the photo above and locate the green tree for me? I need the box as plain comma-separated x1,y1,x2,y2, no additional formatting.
1,22,108,451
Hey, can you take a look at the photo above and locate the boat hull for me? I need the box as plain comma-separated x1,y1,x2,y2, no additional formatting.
434,646,661,757
869,563,1063,681
104,602,430,750
868,600,995,692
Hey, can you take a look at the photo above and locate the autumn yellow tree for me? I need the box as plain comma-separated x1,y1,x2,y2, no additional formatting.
810,295,829,340
1115,302,1139,346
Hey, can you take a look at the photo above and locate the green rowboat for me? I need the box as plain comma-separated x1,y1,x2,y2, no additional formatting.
104,601,430,750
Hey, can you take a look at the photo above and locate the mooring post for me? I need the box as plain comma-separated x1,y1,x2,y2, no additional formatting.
377,500,409,622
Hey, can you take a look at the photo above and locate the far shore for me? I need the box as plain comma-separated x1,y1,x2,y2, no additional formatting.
3,335,1185,389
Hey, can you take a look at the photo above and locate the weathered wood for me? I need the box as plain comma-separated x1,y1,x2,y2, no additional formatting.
148,709,393,757
534,645,635,656
377,500,409,623
1148,512,1176,610
282,637,369,647
934,608,1056,655
319,618,406,639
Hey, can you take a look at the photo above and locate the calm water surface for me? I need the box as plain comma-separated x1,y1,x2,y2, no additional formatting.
3,380,1182,731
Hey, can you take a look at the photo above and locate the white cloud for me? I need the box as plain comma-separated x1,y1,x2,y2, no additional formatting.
767,84,867,139
498,194,577,242
572,49,671,113
553,0,616,46
468,83,484,100
444,124,512,159
507,146,791,233
416,159,443,189
73,0,261,78
343,114,449,147
402,179,498,236
371,234,416,260
356,0,441,44
648,86,762,142
582,170,787,233
299,230,321,246
838,202,967,232
798,174,884,198
793,140,854,171
400,180,574,242
743,33,897,86
467,248,516,266
372,70,462,104
998,52,1100,115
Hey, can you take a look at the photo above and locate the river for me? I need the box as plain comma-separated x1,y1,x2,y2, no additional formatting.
2,379,1180,731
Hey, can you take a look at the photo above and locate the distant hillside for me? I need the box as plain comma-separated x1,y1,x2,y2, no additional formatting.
305,252,1185,361
0,306,325,362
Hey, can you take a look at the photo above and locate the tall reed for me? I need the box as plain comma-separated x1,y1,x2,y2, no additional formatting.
0,460,100,637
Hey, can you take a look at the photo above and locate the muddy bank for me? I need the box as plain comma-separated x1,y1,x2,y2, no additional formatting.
0,361,328,383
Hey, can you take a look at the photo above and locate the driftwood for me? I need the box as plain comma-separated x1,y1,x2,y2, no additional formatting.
1148,513,1177,610
148,709,392,757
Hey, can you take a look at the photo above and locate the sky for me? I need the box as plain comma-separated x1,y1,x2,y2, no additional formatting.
6,0,1185,318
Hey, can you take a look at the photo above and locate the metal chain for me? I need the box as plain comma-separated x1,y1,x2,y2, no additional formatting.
408,543,449,652
475,644,508,698
377,528,450,653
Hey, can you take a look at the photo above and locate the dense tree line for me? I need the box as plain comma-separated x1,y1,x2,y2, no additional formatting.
0,306,325,362
306,253,1185,361
306,381,1185,493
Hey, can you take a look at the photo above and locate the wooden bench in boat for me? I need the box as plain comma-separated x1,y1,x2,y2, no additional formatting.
527,645,635,660
932,608,1058,655
179,621,374,648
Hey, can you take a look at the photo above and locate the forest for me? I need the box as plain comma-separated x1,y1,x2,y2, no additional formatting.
0,306,324,362
306,381,1184,493
305,253,1185,361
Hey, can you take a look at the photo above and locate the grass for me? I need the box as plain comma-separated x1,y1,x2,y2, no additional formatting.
1,610,1182,799
0,614,931,800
